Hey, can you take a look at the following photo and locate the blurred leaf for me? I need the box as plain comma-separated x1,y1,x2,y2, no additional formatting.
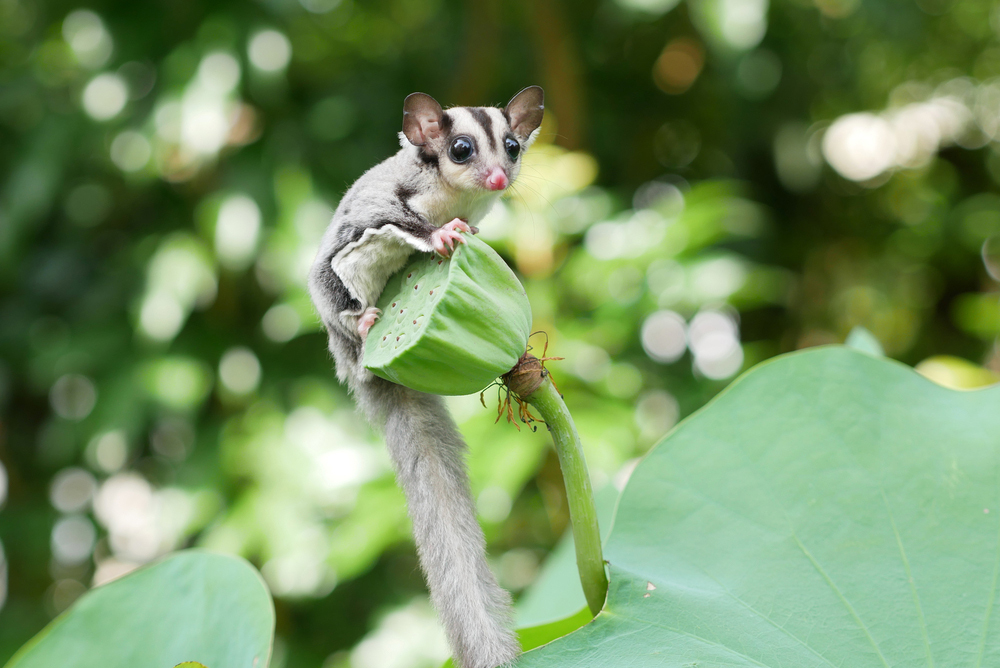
517,485,619,627
915,355,1000,389
517,606,592,652
520,347,1000,665
952,293,1000,339
442,606,592,668
140,357,213,411
845,325,884,356
5,551,273,668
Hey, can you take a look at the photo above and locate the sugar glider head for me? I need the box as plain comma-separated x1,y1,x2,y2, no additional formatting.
401,86,544,193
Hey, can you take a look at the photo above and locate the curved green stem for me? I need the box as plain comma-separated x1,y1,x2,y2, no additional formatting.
523,375,608,617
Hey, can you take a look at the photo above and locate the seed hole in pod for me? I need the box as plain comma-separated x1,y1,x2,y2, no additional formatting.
407,273,412,278
437,260,443,265
382,336,386,341
391,302,396,308
414,284,419,290
429,290,433,295
412,320,417,325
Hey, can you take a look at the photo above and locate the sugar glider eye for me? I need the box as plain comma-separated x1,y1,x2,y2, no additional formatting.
504,136,521,161
448,136,474,163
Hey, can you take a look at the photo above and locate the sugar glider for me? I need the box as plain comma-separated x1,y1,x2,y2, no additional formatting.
308,86,544,668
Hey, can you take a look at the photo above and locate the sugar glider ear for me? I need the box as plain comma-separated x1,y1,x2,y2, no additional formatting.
504,86,544,141
402,93,445,146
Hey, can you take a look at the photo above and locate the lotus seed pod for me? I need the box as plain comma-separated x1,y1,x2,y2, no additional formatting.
364,234,531,395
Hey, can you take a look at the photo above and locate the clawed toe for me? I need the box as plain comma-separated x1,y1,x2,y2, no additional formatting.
431,226,467,257
357,307,382,340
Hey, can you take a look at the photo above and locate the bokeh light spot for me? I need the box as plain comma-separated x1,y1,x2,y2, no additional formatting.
248,30,292,72
50,467,97,513
299,0,342,13
635,390,680,442
51,515,97,565
197,52,240,93
50,578,87,613
477,486,512,523
983,235,1000,281
653,38,704,95
62,10,112,69
142,357,213,410
50,374,97,421
82,73,128,121
721,0,769,50
110,130,151,172
262,304,302,342
498,549,540,591
0,540,6,612
150,418,194,461
615,0,681,13
654,120,701,168
350,600,450,668
215,194,262,270
606,363,644,398
774,123,823,193
736,49,782,99
641,310,687,363
689,310,744,379
86,430,129,473
570,343,611,382
261,554,324,597
219,347,262,395
139,291,185,341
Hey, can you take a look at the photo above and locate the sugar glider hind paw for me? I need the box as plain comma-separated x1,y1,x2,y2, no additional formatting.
357,307,381,340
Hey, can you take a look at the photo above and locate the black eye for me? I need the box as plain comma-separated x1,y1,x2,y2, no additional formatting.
505,136,520,160
448,136,474,163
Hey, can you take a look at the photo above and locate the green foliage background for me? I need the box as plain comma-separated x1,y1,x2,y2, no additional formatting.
1,0,999,665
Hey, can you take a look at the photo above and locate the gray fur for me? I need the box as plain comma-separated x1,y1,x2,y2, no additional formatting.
308,88,544,668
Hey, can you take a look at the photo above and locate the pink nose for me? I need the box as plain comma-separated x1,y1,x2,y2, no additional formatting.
486,169,508,191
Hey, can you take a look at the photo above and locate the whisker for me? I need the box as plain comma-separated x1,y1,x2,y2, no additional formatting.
510,180,558,216
507,184,539,230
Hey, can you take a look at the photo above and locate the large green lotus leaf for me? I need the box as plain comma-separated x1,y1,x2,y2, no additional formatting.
5,550,273,668
518,346,1000,666
364,234,531,396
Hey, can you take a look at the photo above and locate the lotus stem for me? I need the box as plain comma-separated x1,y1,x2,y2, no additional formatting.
509,355,608,617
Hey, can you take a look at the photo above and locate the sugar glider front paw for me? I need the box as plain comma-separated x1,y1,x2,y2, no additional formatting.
357,307,381,340
431,218,472,257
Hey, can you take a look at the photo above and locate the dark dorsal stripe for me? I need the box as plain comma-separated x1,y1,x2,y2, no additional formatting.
468,107,496,151
319,252,362,313
395,183,417,204
417,148,438,170
395,183,418,217
439,110,453,135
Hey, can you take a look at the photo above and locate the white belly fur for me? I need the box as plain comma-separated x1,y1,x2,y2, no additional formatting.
332,225,432,313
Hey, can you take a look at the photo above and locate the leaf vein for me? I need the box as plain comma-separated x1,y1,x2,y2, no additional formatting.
880,489,934,668
792,534,891,668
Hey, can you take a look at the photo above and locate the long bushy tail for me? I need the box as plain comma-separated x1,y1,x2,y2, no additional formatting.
354,376,520,668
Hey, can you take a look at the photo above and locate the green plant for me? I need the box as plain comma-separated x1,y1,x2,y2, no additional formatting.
364,235,532,396
4,551,274,668
368,241,609,619
517,346,1000,664
8,347,1000,666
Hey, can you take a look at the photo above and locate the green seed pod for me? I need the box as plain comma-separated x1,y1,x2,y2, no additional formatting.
364,234,531,395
